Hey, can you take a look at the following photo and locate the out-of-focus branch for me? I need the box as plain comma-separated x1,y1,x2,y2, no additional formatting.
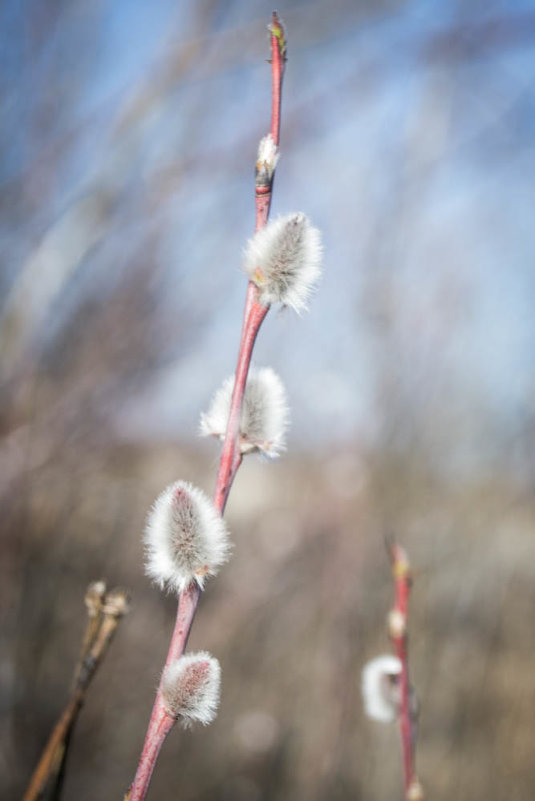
23,583,129,801
387,541,423,801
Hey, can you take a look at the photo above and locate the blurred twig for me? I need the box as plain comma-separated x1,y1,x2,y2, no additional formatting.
387,540,423,801
22,582,129,801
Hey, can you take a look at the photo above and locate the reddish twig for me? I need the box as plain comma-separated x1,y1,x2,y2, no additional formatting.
128,15,286,801
387,542,423,801
213,295,268,511
127,583,200,800
255,12,286,230
215,12,286,511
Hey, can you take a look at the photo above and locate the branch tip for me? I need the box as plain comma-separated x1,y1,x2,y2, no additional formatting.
84,580,106,616
387,540,411,581
102,588,130,618
269,12,287,60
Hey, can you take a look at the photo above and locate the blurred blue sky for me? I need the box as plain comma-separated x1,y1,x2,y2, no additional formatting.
1,0,535,479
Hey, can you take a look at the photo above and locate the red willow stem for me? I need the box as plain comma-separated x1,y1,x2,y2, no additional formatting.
255,11,286,231
214,12,285,511
269,11,285,145
213,294,268,511
128,15,286,801
211,11,286,513
128,702,175,799
388,542,422,801
128,584,200,801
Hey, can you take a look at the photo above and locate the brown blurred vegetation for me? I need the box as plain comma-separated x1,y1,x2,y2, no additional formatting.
3,418,535,799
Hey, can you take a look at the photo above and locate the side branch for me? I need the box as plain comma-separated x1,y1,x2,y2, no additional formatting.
23,585,129,801
269,11,286,146
388,542,423,801
215,12,286,511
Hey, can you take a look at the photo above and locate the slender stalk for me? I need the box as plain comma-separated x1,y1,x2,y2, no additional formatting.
215,12,285,512
73,580,106,685
23,692,85,801
23,587,129,801
255,11,286,232
269,11,285,145
388,542,423,801
128,15,287,801
124,700,175,801
213,296,268,511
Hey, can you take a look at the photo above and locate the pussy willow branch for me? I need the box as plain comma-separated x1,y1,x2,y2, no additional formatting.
216,9,286,510
23,585,129,801
388,542,423,801
127,15,286,801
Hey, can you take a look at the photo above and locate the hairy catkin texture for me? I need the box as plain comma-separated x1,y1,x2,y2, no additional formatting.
161,652,221,727
144,481,231,593
200,366,289,457
243,213,322,313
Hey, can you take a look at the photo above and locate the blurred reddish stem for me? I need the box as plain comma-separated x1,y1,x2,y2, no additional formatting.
388,542,423,801
128,14,286,801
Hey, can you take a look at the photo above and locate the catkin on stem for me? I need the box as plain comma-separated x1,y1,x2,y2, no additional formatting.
243,213,322,312
144,481,231,594
161,652,221,728
200,366,289,458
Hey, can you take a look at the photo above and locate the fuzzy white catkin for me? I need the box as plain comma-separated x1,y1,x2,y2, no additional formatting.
243,213,322,313
361,655,402,723
161,652,221,727
199,366,289,458
144,481,230,593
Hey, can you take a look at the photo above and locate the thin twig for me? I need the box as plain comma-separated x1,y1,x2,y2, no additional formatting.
387,541,423,801
46,581,108,801
72,580,107,685
127,15,287,801
23,586,129,801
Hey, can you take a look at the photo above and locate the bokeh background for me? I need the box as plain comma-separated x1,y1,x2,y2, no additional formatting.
2,0,535,799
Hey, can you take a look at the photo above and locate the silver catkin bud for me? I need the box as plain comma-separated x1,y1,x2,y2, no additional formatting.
144,481,231,593
199,366,289,458
243,213,322,313
161,652,221,727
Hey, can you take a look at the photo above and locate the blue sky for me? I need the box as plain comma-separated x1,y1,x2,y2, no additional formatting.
2,0,535,479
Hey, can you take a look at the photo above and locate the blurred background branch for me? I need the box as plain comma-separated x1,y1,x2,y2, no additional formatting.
22,583,129,801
